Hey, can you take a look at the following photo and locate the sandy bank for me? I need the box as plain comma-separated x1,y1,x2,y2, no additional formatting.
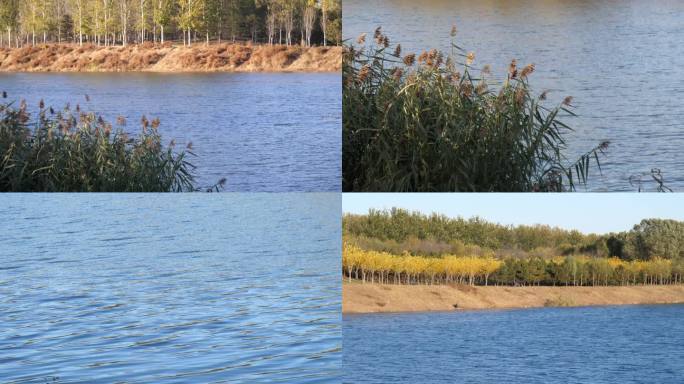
343,281,684,314
0,43,341,73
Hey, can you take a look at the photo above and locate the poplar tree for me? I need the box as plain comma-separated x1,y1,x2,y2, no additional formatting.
0,0,20,47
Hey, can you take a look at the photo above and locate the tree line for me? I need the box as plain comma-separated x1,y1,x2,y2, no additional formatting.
344,208,684,262
343,244,684,287
0,0,341,48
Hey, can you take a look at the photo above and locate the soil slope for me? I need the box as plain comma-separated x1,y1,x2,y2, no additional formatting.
0,43,341,72
343,281,684,314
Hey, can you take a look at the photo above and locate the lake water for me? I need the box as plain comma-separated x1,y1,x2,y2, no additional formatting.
344,0,684,191
343,304,684,383
0,194,341,383
0,73,341,192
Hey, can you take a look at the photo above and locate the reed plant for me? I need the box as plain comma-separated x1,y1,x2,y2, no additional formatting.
343,27,609,192
0,94,203,192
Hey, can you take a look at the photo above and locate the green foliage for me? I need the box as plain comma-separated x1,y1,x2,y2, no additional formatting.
323,2,341,45
344,208,604,254
345,208,684,287
0,0,341,46
343,28,609,192
0,96,205,192
490,256,680,287
606,219,684,261
345,209,684,264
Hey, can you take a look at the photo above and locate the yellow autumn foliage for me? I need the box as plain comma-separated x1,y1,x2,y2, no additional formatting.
344,242,682,286
343,243,501,285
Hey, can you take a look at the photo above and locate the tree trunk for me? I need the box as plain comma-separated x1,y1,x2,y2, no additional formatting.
321,5,327,47
140,0,145,43
79,2,83,46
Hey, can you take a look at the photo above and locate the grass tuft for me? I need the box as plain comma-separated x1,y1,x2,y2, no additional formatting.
544,296,575,307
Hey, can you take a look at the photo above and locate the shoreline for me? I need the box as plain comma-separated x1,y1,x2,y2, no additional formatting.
0,43,341,73
343,281,684,314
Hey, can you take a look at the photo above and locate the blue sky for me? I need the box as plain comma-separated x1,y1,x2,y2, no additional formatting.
343,194,684,234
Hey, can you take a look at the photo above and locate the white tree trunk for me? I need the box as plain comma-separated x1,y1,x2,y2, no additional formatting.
123,2,128,47
321,5,327,46
140,0,145,43
79,0,83,46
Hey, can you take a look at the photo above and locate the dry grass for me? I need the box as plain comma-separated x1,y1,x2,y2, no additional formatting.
0,43,342,72
343,282,684,313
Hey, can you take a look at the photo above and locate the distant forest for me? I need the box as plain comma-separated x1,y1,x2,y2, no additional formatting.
0,0,341,47
343,209,684,286
344,208,684,262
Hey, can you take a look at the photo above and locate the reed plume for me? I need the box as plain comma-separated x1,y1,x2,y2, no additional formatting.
0,97,200,192
342,28,608,192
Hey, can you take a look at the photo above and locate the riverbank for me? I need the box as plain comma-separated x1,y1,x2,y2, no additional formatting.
343,281,684,314
0,43,341,72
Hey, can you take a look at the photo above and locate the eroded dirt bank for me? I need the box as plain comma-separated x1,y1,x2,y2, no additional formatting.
343,281,684,314
0,43,341,72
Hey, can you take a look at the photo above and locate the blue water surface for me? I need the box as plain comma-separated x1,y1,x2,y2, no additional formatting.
0,193,341,383
344,304,684,383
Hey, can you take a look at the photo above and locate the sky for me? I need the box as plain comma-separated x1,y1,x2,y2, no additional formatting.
343,194,684,234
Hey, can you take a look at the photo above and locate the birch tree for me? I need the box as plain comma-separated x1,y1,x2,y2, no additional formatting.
120,0,131,46
283,0,295,46
177,0,200,46
101,0,112,46
153,0,174,43
302,0,315,47
54,0,66,43
0,1,19,47
37,0,51,43
319,0,330,46
139,0,147,43
22,0,39,46
201,0,222,44
69,0,84,45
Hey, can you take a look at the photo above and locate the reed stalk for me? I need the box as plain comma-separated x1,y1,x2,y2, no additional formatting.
343,27,609,192
0,94,200,192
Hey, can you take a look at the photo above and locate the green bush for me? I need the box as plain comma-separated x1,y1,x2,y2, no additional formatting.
0,95,205,192
343,27,609,192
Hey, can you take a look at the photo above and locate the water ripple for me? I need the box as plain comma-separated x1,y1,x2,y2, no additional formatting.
0,194,341,383
344,304,684,383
